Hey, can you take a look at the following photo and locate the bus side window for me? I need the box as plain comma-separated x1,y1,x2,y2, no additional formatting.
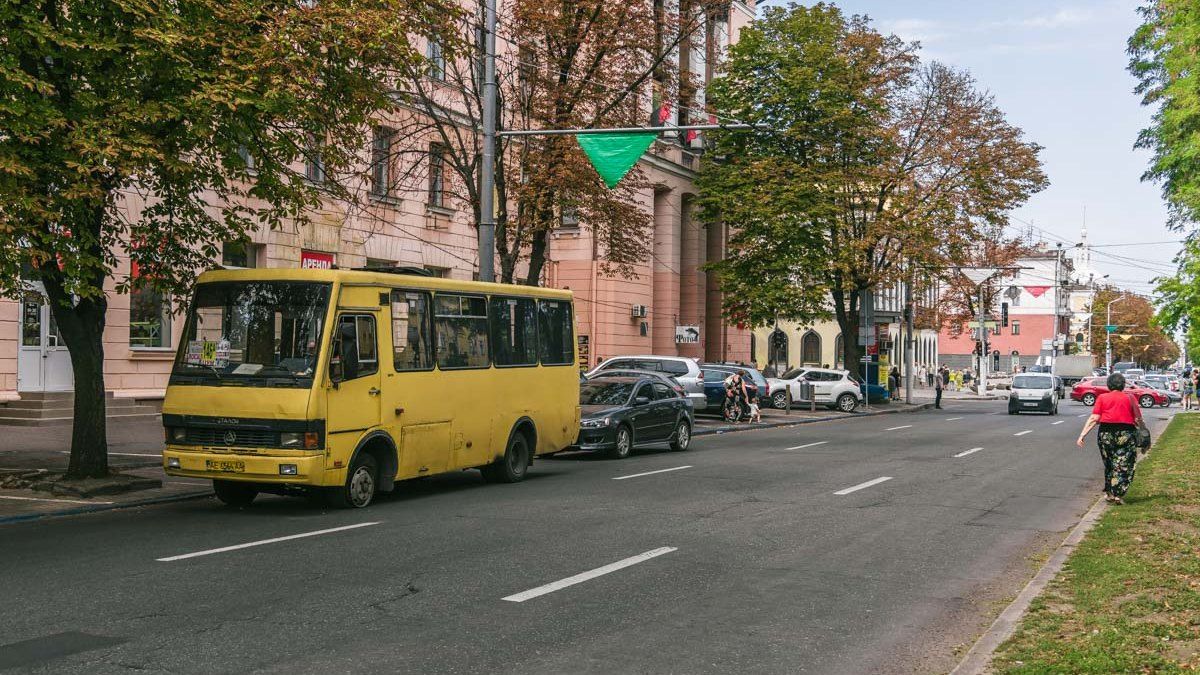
537,300,574,366
391,290,433,371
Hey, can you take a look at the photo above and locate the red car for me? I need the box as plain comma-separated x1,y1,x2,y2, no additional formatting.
1070,377,1170,408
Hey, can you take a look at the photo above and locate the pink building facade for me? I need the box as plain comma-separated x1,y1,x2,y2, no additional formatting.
0,0,756,408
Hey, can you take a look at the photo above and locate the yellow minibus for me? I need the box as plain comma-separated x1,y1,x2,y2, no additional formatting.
162,267,580,508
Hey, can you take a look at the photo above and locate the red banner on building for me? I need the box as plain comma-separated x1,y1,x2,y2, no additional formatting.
300,250,334,270
1025,285,1050,298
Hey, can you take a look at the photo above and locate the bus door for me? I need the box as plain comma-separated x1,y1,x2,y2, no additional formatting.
387,289,450,477
327,310,382,437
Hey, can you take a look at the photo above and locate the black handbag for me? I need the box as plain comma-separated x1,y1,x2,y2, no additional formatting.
1128,394,1152,450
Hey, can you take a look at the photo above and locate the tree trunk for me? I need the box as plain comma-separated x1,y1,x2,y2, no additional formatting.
44,289,109,479
832,286,864,376
524,229,548,286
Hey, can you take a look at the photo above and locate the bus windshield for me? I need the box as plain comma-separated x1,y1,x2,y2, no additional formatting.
171,281,332,388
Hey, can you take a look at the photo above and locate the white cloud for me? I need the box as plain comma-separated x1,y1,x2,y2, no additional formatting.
876,18,948,45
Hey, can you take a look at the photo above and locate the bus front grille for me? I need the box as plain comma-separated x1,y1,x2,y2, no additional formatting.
185,428,279,448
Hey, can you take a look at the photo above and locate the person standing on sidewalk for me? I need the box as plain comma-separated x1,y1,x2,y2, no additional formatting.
1182,373,1194,411
1076,373,1147,504
934,365,945,409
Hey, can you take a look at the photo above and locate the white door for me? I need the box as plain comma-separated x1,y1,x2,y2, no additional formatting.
17,289,73,392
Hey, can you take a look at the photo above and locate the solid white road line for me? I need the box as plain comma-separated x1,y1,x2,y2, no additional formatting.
954,447,983,458
0,494,114,505
157,522,380,562
58,451,162,457
502,547,677,603
945,417,964,421
1051,421,1065,426
885,425,913,431
1077,413,1088,418
1014,430,1033,436
834,476,893,495
612,466,692,481
786,441,828,450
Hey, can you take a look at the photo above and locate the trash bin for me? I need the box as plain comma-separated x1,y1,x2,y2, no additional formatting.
797,381,815,411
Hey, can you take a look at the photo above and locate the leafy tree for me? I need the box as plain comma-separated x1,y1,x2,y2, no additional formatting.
697,3,1047,368
1089,288,1180,368
1129,1,1200,363
387,0,721,284
0,0,451,477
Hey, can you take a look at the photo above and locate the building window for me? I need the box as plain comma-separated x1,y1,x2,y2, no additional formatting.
1011,321,1021,336
991,325,1001,336
130,282,170,348
221,239,258,268
423,266,450,278
237,145,255,171
801,331,821,365
370,127,393,197
304,134,324,183
834,333,844,369
428,145,446,207
560,205,580,230
427,37,446,81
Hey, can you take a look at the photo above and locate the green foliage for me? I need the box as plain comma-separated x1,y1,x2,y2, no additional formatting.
1154,239,1200,363
0,0,452,302
697,2,1046,367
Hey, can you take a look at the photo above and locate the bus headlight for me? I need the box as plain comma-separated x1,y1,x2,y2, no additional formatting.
166,427,187,443
280,432,303,448
166,457,181,469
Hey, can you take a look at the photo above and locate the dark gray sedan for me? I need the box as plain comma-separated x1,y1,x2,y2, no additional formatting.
576,376,694,459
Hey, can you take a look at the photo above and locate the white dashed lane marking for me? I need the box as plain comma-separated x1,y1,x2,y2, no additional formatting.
612,466,692,481
157,522,380,562
786,441,828,450
954,447,983,458
886,425,913,431
502,547,677,602
834,477,893,496
1014,430,1033,437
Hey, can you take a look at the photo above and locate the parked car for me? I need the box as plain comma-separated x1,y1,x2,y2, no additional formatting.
699,369,760,415
1136,379,1179,406
767,367,862,413
577,376,694,459
585,368,687,400
1144,373,1179,392
850,375,891,403
1125,368,1147,380
703,363,768,407
1008,374,1060,415
1069,377,1170,408
589,356,706,412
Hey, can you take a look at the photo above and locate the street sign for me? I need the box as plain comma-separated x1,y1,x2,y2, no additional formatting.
1105,325,1118,333
967,321,998,329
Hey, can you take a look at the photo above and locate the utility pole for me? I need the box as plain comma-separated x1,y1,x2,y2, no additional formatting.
1105,293,1129,371
977,281,988,395
1050,243,1063,377
477,0,498,283
904,266,914,404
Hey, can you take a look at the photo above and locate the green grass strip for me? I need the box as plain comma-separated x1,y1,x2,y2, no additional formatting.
993,414,1200,673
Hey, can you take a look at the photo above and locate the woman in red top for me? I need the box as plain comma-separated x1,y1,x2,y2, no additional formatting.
1077,372,1145,504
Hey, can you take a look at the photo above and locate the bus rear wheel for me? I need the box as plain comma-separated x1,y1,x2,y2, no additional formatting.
482,432,531,483
213,480,257,508
327,453,378,509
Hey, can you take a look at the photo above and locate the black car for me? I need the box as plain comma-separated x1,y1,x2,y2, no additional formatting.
577,376,694,459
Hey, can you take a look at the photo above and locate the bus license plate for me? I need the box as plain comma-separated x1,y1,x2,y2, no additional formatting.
206,460,245,473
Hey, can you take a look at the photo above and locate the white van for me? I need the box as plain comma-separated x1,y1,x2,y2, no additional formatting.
1008,374,1059,415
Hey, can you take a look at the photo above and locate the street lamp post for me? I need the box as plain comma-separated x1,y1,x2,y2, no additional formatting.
1105,293,1129,372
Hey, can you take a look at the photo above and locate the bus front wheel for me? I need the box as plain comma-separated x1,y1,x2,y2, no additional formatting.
327,453,378,509
213,480,257,508
482,432,531,483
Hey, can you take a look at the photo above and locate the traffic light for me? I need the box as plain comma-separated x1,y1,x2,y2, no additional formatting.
1001,302,1009,327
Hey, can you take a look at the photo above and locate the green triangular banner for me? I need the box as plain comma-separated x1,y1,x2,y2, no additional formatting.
577,132,658,188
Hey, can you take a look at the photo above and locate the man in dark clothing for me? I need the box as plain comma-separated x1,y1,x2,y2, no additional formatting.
888,368,900,400
934,365,946,409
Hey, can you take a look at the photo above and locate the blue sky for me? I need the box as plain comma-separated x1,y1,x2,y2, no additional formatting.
760,0,1179,293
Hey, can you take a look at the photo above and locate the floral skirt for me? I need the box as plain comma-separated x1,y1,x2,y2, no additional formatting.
1097,427,1138,498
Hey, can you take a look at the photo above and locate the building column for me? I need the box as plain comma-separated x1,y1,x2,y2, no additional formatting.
678,195,706,360
651,188,682,355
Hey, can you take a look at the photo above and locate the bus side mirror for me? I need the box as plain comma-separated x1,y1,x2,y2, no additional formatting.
329,356,344,385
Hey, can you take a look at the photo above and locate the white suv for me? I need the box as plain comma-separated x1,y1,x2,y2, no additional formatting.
767,367,862,413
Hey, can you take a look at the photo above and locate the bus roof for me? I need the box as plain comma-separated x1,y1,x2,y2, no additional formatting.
194,267,574,300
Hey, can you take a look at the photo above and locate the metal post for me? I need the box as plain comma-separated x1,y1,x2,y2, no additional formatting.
904,268,914,405
477,0,498,283
977,282,988,396
1051,244,1062,378
1105,293,1128,371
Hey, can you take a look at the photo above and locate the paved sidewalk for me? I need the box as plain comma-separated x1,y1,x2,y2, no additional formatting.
0,416,166,472
692,401,934,435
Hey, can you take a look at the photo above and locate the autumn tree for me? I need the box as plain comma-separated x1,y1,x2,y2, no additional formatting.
697,3,1047,368
388,0,722,284
0,0,452,477
1089,288,1180,368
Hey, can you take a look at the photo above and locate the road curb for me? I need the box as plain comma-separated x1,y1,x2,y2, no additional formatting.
694,403,934,437
950,493,1108,674
0,489,212,526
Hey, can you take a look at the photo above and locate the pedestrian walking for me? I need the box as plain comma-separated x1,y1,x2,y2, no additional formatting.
1076,373,1150,504
934,365,946,409
962,369,973,391
1182,373,1194,411
888,368,900,400
917,364,927,389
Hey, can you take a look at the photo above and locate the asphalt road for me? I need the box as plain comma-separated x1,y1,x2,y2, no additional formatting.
0,400,1166,674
